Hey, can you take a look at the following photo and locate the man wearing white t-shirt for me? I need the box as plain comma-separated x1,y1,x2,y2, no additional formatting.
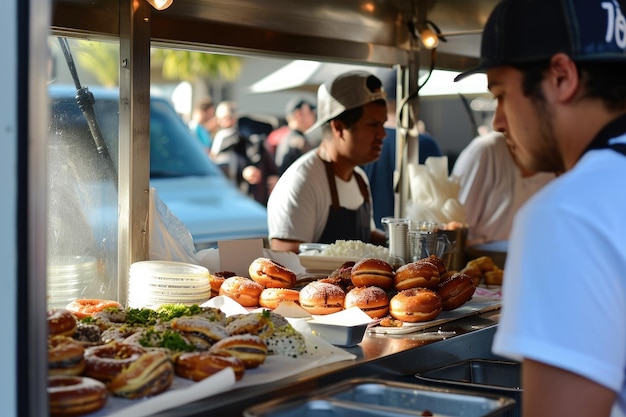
454,0,626,416
267,71,388,253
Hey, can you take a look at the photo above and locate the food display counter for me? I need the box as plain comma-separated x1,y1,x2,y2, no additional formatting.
148,308,503,417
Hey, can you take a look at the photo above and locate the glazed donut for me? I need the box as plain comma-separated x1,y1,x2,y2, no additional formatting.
48,309,77,337
259,288,301,309
394,260,441,291
350,258,394,289
175,351,245,381
108,350,174,399
83,342,147,382
344,286,389,319
389,288,443,323
249,257,297,288
170,316,230,350
209,271,236,298
209,334,268,369
219,276,264,307
48,376,107,417
437,272,476,311
66,299,122,320
298,281,345,315
48,335,86,376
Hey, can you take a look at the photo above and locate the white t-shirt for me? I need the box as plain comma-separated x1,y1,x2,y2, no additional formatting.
267,149,375,243
451,132,555,245
492,136,626,414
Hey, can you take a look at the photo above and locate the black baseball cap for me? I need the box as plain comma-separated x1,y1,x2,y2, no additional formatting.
455,0,626,82
284,97,316,116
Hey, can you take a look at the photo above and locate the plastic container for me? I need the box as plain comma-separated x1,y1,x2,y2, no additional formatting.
244,378,516,417
307,321,368,347
415,359,522,417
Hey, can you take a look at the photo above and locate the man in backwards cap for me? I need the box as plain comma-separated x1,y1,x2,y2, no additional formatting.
456,0,626,415
267,71,388,252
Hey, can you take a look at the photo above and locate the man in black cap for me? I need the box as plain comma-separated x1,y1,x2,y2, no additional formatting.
458,1,626,416
268,70,388,253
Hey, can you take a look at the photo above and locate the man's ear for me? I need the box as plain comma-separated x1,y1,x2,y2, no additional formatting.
547,53,580,103
329,119,347,137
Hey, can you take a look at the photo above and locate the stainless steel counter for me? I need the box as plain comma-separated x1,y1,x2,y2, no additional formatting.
150,308,502,417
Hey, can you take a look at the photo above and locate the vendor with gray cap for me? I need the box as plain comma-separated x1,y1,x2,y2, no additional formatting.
268,70,388,253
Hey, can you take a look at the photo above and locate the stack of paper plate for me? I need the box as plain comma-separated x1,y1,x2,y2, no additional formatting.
128,260,211,308
47,255,99,309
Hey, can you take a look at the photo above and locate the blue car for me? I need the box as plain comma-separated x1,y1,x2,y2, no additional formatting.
48,85,269,252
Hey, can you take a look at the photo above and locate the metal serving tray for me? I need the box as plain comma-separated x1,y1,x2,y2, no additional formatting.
415,359,522,417
244,378,516,417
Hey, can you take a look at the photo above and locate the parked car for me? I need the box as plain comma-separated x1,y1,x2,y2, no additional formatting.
48,84,269,253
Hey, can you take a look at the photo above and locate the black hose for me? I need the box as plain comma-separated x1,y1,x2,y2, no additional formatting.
57,37,118,185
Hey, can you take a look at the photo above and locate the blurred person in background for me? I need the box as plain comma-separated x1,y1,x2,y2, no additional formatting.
211,100,278,205
274,97,317,174
450,130,556,246
268,70,388,253
188,96,216,153
454,0,626,416
362,68,443,230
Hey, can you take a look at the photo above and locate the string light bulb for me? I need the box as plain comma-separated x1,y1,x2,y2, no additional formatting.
419,27,439,49
146,0,173,10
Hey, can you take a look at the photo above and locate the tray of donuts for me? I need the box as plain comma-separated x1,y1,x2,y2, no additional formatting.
46,297,310,417
218,256,501,336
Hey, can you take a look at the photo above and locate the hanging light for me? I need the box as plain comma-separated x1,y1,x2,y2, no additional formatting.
417,20,446,50
146,0,173,11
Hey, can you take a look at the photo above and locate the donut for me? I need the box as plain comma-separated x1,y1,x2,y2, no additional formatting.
48,309,77,337
225,313,273,338
248,257,297,288
298,281,345,315
394,259,441,290
48,376,107,417
83,342,147,382
423,255,447,275
219,276,264,307
175,351,245,381
389,288,443,323
460,260,483,287
350,258,394,289
108,350,174,399
344,286,389,319
209,334,268,369
170,316,230,350
484,268,504,286
472,256,498,273
324,261,356,290
66,299,122,320
259,288,301,309
48,335,86,376
437,272,476,311
209,271,236,298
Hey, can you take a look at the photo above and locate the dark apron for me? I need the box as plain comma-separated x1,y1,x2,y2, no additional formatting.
583,114,626,157
317,158,371,244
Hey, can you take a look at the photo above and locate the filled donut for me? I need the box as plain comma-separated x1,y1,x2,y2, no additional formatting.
389,288,443,323
248,257,297,288
344,286,389,319
219,276,264,307
107,350,174,399
259,288,301,309
437,272,476,311
350,258,394,289
394,259,441,290
83,342,147,382
209,334,268,369
299,281,345,315
48,335,86,376
48,309,78,337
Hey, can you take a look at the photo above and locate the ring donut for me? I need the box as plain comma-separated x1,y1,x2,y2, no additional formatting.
84,342,147,382
48,309,78,337
249,258,297,288
66,299,122,320
108,350,174,399
48,375,107,417
48,335,86,376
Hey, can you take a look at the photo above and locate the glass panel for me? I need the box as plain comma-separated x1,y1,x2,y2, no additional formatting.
47,36,120,308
